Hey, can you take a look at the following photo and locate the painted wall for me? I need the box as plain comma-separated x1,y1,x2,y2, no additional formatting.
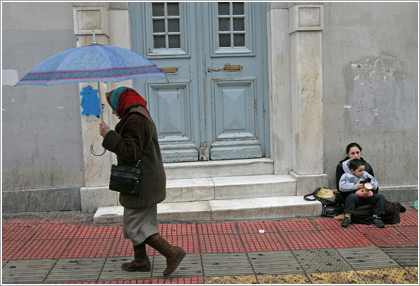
1,2,418,212
2,2,85,192
322,2,418,188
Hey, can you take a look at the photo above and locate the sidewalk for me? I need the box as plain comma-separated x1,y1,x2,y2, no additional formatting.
2,206,418,284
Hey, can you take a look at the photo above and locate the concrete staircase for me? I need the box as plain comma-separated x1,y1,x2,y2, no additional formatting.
93,159,321,223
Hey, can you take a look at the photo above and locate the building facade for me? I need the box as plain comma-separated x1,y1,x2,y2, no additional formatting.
2,2,418,213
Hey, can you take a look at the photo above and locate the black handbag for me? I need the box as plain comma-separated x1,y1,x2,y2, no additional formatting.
304,187,344,217
109,160,141,196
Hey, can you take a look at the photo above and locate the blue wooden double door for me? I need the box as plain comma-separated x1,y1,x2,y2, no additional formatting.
129,2,269,162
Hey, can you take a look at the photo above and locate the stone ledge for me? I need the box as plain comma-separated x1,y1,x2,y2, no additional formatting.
2,188,81,213
93,196,322,224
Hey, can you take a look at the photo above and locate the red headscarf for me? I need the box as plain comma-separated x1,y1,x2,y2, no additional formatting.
106,86,148,118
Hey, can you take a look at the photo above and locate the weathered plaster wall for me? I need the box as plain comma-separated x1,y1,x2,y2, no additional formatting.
2,3,85,207
323,2,418,189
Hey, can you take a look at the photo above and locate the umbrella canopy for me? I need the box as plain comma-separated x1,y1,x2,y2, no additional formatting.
16,40,166,156
16,43,166,86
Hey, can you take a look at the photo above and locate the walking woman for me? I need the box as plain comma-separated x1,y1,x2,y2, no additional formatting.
99,86,186,276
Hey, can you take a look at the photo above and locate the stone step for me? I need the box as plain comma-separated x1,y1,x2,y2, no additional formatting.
93,196,322,224
165,174,296,203
164,158,274,180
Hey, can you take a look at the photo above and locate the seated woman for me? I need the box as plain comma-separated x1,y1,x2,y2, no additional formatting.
336,142,405,225
336,142,375,202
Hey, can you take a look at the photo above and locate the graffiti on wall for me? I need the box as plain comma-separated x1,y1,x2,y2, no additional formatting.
80,86,101,117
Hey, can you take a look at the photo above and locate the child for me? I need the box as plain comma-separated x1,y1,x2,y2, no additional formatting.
339,158,385,228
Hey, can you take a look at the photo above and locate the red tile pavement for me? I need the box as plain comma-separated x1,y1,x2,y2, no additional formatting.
280,230,334,250
275,218,318,232
319,228,375,248
2,207,418,261
198,234,245,253
197,222,236,234
395,226,418,246
238,220,278,233
159,222,198,236
241,232,289,252
357,227,417,248
311,217,343,230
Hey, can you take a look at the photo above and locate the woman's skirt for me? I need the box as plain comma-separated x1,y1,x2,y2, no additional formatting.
123,205,159,245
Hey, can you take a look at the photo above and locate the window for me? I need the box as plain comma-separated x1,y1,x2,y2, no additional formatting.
217,2,245,48
152,2,181,49
212,2,253,56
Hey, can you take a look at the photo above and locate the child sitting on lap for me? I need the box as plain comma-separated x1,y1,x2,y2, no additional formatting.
339,158,385,228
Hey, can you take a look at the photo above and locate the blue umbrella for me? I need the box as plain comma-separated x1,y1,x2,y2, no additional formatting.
16,43,165,86
16,32,166,155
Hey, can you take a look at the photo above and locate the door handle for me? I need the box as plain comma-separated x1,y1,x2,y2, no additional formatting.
208,64,243,72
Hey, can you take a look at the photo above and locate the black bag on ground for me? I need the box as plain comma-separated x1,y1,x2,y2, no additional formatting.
304,187,344,217
109,160,141,196
352,199,403,225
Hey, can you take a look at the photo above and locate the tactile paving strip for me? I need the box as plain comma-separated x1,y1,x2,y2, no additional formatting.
396,209,419,226
307,270,366,284
2,239,31,260
337,246,399,270
74,225,120,239
395,226,418,245
256,273,311,284
107,236,143,258
99,256,152,281
356,267,418,284
197,222,237,234
159,223,197,236
310,217,342,230
319,228,375,248
357,228,417,248
404,266,418,277
293,248,352,273
205,274,258,284
13,239,71,259
199,234,245,253
241,233,288,252
62,238,113,258
380,247,418,266
152,253,203,278
202,253,253,276
281,231,333,250
248,251,304,275
2,259,56,284
274,218,317,232
2,224,41,241
45,258,106,283
161,235,200,255
237,220,278,233
31,224,79,240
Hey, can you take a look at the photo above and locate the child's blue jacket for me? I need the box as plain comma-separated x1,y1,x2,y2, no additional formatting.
339,159,379,193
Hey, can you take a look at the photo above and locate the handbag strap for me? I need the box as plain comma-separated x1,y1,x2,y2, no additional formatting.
303,187,322,201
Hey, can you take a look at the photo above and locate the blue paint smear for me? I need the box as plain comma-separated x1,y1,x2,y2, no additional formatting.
80,86,102,117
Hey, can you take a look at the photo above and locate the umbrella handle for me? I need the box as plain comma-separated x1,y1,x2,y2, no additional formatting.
89,81,106,156
90,144,106,156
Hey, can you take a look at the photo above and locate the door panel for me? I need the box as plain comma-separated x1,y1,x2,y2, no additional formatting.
204,2,266,160
130,2,200,162
147,82,198,162
210,78,262,160
129,2,268,162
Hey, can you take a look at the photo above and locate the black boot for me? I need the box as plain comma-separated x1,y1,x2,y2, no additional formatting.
145,233,186,277
121,242,151,272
